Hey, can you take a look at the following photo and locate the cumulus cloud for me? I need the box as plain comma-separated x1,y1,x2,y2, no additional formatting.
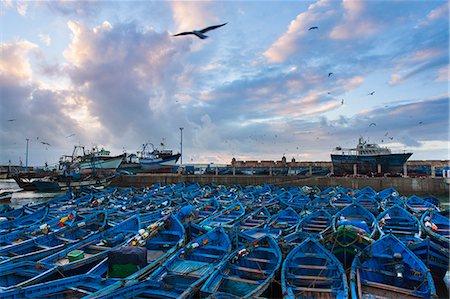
170,0,218,33
0,40,37,80
62,20,194,149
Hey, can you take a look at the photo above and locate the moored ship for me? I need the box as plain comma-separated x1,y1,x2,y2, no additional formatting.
331,137,412,175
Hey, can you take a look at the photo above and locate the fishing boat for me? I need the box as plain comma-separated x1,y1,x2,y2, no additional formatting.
134,143,181,173
282,237,349,298
0,212,107,265
355,193,380,216
0,190,15,203
331,137,412,175
420,210,449,247
306,196,333,213
0,206,50,232
406,195,439,215
408,236,449,280
234,206,271,231
200,235,282,298
59,145,124,176
330,193,354,211
264,206,301,236
31,174,115,192
93,227,231,299
297,209,333,237
198,201,245,230
380,194,405,211
0,273,116,298
37,216,141,274
83,214,186,298
350,234,436,299
0,260,58,292
377,205,421,243
280,193,310,212
326,203,376,269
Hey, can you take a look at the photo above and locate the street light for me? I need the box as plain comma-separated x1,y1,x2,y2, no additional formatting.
25,138,29,172
179,127,184,165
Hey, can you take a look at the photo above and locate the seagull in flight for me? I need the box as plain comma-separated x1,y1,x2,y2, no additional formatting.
66,133,76,138
368,91,375,95
328,72,334,77
308,26,318,30
369,122,376,127
41,141,50,146
7,119,15,122
173,23,227,39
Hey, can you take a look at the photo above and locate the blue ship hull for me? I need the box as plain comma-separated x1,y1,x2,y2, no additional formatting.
331,153,412,175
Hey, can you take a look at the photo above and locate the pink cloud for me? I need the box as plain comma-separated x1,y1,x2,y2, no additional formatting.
0,40,37,80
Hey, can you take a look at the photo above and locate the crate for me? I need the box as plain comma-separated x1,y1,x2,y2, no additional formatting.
67,249,84,262
109,263,139,278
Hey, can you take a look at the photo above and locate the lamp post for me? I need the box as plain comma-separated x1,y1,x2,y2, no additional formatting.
25,138,29,172
179,127,184,165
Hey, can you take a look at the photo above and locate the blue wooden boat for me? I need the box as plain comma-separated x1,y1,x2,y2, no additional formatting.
423,195,440,208
198,201,245,230
333,203,377,238
330,193,354,211
280,193,310,212
297,209,333,237
265,206,300,236
326,203,375,269
354,186,377,198
0,211,77,247
0,212,107,265
0,261,57,292
200,235,282,298
350,234,436,299
306,196,333,213
408,236,449,280
377,205,421,243
421,210,449,247
355,193,380,216
191,198,220,224
380,194,405,211
234,206,271,231
0,273,116,298
83,214,186,298
0,206,50,232
376,187,399,199
280,230,321,254
93,227,231,299
282,237,348,298
37,215,141,273
0,205,38,219
406,195,439,215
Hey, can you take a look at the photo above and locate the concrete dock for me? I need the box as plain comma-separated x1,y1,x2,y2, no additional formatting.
111,174,449,197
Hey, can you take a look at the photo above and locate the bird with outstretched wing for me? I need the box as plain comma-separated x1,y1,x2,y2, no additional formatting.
173,23,227,39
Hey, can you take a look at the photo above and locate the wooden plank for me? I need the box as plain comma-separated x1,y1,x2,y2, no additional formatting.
225,276,259,285
289,275,332,282
294,264,328,270
362,280,423,297
292,286,333,293
246,257,271,263
232,265,266,275
356,269,362,299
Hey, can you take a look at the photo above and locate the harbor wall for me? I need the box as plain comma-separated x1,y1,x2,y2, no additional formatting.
111,174,449,197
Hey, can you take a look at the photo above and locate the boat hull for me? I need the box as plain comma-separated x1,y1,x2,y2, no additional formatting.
331,153,412,175
139,154,181,172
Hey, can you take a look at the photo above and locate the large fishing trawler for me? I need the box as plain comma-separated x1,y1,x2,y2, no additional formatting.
331,137,412,175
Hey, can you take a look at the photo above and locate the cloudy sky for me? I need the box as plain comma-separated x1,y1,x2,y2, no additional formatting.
1,0,448,167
